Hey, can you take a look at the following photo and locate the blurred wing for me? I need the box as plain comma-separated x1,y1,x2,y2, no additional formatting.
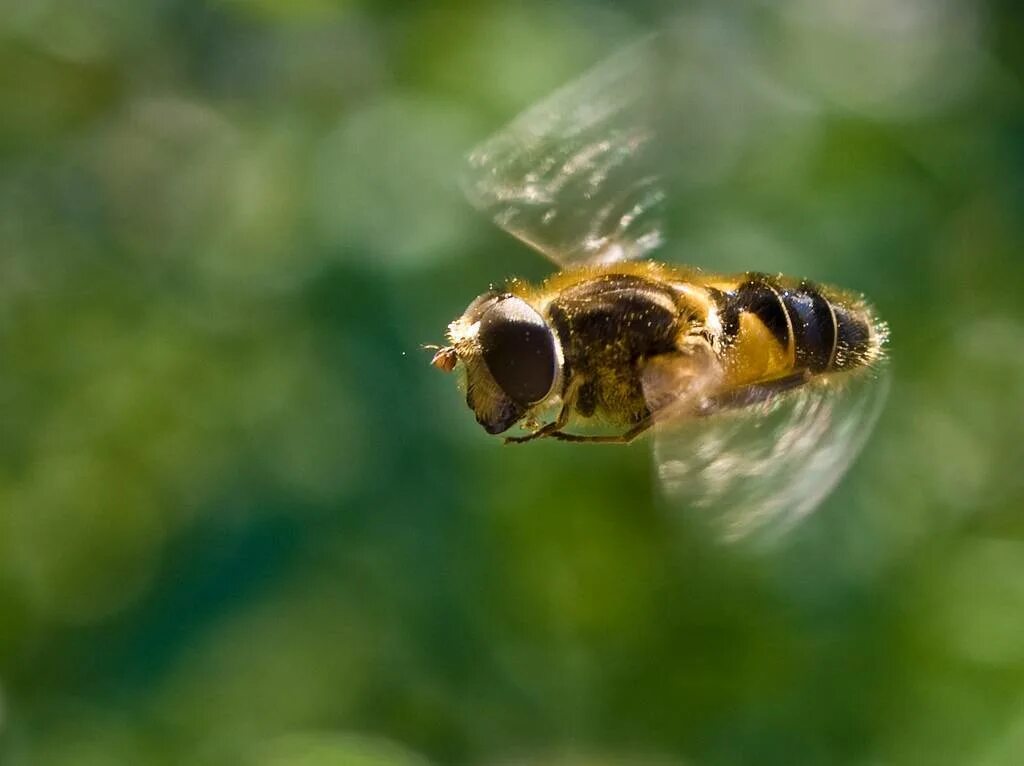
464,38,666,268
464,18,822,270
653,368,890,545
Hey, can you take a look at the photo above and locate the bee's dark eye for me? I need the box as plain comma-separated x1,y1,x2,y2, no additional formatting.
479,297,557,406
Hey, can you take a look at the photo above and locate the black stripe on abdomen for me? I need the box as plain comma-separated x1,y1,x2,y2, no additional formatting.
715,277,874,374
719,276,791,350
780,283,836,373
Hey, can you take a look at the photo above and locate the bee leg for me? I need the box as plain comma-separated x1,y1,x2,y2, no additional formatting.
546,417,653,445
504,402,573,445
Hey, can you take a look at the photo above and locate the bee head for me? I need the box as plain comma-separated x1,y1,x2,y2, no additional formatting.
435,291,560,434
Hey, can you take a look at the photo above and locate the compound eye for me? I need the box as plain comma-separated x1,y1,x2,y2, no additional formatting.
479,297,557,406
460,291,500,323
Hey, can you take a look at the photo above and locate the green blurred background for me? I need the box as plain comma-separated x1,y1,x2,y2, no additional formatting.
1,1,1023,764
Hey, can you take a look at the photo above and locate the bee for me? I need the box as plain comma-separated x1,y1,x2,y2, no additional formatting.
431,32,889,540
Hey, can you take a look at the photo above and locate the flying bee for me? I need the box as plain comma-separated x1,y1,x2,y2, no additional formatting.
434,263,884,441
431,31,890,541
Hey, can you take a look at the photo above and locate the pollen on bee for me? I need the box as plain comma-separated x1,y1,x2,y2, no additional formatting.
431,346,458,373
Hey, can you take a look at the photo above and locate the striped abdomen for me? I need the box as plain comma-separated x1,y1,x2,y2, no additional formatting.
712,274,883,384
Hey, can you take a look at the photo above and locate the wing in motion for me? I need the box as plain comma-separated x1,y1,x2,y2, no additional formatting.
464,37,665,267
462,22,817,269
652,367,890,545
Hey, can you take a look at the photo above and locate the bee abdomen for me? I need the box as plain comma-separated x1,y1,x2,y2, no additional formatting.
720,277,876,374
718,278,789,349
781,282,877,372
830,303,875,370
779,284,835,373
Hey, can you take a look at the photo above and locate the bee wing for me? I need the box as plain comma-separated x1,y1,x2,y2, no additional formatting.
463,37,666,268
649,368,890,545
464,23,818,269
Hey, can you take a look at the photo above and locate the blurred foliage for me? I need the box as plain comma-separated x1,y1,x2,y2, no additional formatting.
0,1,1023,765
